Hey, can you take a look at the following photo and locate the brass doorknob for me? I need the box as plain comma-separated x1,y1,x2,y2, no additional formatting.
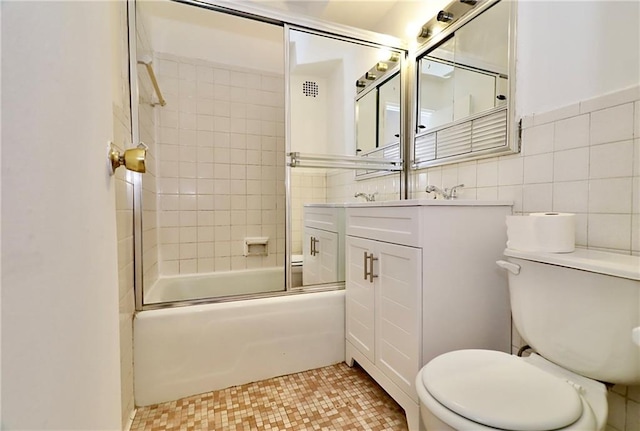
110,142,147,174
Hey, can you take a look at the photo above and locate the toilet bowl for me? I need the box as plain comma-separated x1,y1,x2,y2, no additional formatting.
416,248,640,431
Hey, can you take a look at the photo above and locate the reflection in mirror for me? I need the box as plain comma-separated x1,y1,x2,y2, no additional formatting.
378,73,401,148
134,1,287,305
287,29,403,288
414,0,514,168
355,90,377,154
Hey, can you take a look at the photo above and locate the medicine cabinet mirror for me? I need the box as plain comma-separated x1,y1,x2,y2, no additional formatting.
413,0,517,168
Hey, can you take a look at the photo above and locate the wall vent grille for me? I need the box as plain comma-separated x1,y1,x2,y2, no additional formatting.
302,81,319,97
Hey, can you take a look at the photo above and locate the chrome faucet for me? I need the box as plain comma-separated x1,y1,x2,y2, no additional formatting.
425,184,464,200
354,192,377,202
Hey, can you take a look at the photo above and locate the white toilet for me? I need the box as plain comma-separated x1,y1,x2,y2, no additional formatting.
416,247,640,431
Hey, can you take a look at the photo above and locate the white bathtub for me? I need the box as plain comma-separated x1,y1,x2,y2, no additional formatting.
134,289,345,406
144,267,285,304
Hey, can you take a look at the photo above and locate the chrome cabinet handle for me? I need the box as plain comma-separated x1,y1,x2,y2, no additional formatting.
363,252,378,283
368,253,378,283
310,237,320,256
363,251,368,280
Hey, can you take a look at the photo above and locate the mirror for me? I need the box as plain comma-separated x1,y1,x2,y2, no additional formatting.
287,28,403,288
413,0,515,168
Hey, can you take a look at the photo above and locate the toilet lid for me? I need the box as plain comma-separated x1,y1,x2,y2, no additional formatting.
422,350,583,431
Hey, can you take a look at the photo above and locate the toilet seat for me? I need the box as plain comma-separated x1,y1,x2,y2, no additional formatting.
417,350,598,431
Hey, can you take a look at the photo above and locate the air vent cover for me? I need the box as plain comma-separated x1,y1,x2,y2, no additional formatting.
302,81,318,97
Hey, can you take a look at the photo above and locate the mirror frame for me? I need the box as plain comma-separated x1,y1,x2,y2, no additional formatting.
410,0,519,170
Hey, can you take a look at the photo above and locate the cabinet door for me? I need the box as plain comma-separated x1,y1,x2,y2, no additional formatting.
304,227,339,285
303,228,319,285
375,242,422,399
345,236,375,363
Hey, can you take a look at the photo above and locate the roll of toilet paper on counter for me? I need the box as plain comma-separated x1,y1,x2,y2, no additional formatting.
506,212,575,253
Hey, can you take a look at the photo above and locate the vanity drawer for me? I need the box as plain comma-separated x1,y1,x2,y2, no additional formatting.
304,206,342,232
346,206,421,247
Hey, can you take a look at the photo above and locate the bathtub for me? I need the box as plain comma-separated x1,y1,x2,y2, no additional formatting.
134,289,345,406
144,267,286,304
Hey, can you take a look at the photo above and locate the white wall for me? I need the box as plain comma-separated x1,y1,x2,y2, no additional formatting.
516,0,640,117
142,0,284,75
2,2,122,429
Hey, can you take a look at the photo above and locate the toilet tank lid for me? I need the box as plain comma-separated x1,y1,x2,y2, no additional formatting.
504,248,640,281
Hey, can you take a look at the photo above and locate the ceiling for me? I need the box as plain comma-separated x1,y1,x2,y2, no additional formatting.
244,0,444,40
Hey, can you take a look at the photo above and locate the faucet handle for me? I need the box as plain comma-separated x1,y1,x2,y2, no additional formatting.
448,183,465,199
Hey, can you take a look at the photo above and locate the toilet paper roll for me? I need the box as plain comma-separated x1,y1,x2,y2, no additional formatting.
506,212,575,253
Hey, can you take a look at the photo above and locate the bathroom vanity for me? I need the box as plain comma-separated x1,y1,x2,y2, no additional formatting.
344,200,512,430
302,204,345,285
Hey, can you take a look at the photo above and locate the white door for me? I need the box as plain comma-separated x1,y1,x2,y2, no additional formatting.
375,241,422,399
345,236,376,363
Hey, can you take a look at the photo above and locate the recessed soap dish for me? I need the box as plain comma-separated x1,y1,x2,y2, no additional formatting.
244,237,269,257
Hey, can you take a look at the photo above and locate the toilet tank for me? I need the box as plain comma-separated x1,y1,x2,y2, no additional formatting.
501,248,640,385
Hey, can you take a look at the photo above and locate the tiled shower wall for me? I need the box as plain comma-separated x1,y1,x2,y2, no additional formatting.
154,53,286,275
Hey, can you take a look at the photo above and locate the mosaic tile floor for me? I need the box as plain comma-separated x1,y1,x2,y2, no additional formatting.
131,362,408,431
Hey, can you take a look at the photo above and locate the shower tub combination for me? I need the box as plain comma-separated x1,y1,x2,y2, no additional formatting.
134,269,345,406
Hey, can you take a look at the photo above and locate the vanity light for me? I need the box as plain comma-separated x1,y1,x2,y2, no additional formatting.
376,62,389,72
356,79,366,88
417,25,431,39
460,0,477,4
365,72,377,80
377,49,400,63
437,10,454,22
386,52,400,62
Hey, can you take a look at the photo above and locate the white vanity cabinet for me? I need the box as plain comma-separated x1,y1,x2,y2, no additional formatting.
345,201,512,431
303,205,345,285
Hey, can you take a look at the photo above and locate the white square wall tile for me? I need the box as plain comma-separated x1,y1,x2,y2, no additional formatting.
633,139,640,176
522,122,554,156
635,101,640,138
590,103,634,145
626,400,640,431
523,153,553,184
573,213,588,247
553,181,589,213
476,187,498,201
588,178,633,214
476,160,498,187
554,114,589,151
590,140,634,179
498,156,523,186
606,391,626,431
498,185,522,213
457,161,477,187
441,165,458,187
553,147,589,182
633,214,640,253
588,213,631,251
522,183,553,213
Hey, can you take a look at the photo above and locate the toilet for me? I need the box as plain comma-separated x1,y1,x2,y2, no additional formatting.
291,254,304,287
416,247,640,431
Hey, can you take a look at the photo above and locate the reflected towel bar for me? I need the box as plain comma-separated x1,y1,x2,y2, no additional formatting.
287,152,402,171
137,58,166,107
